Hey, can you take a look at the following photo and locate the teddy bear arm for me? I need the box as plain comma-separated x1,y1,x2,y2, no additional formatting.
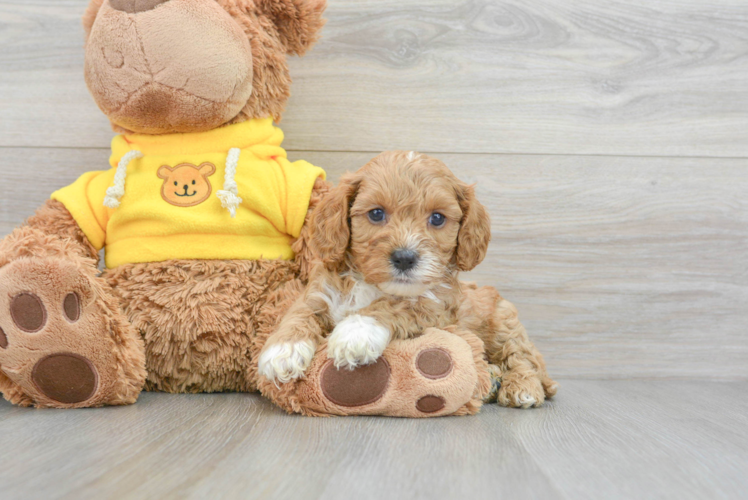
22,200,99,262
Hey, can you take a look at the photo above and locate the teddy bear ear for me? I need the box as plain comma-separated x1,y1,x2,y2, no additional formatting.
198,163,216,177
255,0,327,56
82,0,105,38
157,165,173,179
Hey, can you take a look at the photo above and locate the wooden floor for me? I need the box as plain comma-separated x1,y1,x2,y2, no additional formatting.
1,0,747,498
0,381,746,500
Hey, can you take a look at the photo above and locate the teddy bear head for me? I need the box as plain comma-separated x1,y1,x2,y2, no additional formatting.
82,0,326,135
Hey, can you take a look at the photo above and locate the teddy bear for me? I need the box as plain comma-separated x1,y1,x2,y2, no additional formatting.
0,0,495,416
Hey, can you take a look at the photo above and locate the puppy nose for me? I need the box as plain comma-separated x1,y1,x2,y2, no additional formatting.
109,0,170,13
391,249,419,272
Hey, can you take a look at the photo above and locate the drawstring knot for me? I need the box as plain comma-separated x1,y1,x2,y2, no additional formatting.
103,150,143,208
216,148,243,218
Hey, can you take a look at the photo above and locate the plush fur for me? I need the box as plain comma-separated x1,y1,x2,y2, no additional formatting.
261,151,558,408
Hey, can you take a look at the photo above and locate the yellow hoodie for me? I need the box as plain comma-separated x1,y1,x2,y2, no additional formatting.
52,118,325,269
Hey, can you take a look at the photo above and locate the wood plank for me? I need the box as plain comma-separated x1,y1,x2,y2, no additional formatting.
499,380,748,499
0,393,559,500
1,0,748,156
0,381,746,499
1,148,746,380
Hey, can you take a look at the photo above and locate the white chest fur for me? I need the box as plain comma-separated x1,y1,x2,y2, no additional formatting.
314,276,383,325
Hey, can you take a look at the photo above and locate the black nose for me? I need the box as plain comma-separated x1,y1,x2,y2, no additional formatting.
391,249,419,272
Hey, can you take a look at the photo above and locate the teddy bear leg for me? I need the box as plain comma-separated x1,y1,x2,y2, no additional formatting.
254,284,491,417
0,229,146,408
296,328,492,417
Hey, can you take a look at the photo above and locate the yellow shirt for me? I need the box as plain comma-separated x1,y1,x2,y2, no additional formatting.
52,118,325,269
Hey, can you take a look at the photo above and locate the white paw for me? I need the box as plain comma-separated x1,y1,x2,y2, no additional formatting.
258,340,315,384
514,392,538,409
327,315,390,370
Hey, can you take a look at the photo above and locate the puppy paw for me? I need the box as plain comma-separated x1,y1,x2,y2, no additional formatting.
498,376,546,409
258,340,316,384
327,315,390,369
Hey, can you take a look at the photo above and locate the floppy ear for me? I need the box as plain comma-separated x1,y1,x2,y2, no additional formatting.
309,172,360,269
255,0,327,56
157,165,173,180
455,183,491,271
198,163,216,177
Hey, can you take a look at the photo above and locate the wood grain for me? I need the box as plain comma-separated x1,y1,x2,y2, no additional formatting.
0,381,745,499
1,148,746,380
1,0,748,156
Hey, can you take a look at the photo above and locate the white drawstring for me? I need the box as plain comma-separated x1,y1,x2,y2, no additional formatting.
216,147,242,218
103,150,143,208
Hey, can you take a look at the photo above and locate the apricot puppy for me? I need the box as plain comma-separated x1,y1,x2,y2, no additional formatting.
259,151,558,408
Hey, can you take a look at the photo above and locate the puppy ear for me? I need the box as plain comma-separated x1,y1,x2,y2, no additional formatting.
309,172,360,269
255,0,327,56
455,183,491,271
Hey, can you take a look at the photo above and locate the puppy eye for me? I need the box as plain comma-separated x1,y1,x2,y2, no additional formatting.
192,180,196,185
368,208,386,223
429,212,446,227
174,181,178,186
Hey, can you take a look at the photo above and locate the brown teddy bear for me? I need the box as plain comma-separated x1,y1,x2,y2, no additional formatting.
0,0,495,416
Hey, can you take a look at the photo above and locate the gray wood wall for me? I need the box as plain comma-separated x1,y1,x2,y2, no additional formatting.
1,0,746,380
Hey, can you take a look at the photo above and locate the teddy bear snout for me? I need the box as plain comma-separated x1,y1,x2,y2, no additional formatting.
85,0,253,134
109,0,170,14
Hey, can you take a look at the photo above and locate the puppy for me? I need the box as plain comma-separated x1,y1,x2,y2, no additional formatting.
259,151,557,408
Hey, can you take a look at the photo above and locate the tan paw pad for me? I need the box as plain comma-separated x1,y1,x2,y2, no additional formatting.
320,358,390,407
63,293,81,322
10,293,47,333
32,353,98,404
416,395,446,413
416,348,453,379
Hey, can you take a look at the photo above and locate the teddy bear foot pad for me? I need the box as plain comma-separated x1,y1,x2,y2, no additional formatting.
0,258,143,407
319,347,455,413
289,328,487,417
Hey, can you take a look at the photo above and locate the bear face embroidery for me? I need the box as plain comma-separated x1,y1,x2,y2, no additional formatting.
157,162,216,207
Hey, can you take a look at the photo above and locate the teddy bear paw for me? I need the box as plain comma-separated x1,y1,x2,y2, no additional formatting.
0,258,143,407
285,328,487,417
